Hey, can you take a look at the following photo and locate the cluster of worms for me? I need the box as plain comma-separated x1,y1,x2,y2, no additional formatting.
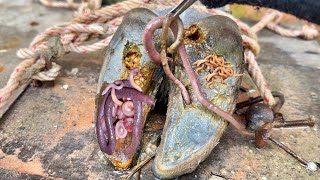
193,54,242,89
96,68,153,157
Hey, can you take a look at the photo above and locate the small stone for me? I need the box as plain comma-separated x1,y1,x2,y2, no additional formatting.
70,68,79,75
249,149,253,153
261,176,267,180
146,144,157,156
62,84,69,90
248,89,256,94
30,21,39,27
306,162,318,172
219,168,228,176
140,152,147,160
310,92,317,98
66,68,79,76
313,126,318,131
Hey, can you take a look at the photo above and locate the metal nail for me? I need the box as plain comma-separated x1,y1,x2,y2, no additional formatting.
268,136,308,165
273,116,315,128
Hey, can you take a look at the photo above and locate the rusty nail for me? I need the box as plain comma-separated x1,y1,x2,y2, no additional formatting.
255,122,273,148
274,112,285,123
236,91,285,113
268,136,308,165
273,116,315,128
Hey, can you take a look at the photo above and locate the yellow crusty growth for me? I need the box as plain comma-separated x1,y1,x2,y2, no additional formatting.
123,42,141,70
133,65,154,92
184,24,205,44
122,42,154,92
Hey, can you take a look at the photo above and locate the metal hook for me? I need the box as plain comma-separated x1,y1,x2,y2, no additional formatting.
236,91,285,113
167,0,197,19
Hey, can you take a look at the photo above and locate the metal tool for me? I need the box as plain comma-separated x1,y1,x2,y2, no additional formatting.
167,0,197,19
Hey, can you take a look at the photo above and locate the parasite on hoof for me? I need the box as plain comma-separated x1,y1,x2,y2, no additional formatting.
193,54,243,88
153,15,250,179
144,13,252,136
95,8,163,169
96,72,156,168
96,74,154,156
94,7,318,179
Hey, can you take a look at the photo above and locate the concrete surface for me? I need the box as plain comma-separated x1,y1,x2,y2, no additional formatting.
0,3,319,180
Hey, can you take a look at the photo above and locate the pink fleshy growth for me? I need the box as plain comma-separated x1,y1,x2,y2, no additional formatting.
124,117,133,133
115,120,127,138
121,101,134,117
116,106,125,119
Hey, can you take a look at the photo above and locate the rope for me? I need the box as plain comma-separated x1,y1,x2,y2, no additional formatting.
1,0,319,110
39,0,81,9
251,10,319,40
244,50,275,105
39,0,103,10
